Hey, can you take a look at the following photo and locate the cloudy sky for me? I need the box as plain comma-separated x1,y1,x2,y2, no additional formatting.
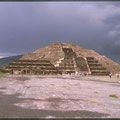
0,2,120,63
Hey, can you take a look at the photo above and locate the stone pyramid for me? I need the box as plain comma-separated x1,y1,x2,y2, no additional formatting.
7,43,120,75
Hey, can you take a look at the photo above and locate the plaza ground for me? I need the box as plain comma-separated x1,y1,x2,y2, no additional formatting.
0,75,120,118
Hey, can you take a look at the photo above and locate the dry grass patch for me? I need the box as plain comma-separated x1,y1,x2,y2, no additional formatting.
0,73,6,77
94,91,99,94
109,94,119,98
89,100,98,104
50,84,55,86
62,86,67,88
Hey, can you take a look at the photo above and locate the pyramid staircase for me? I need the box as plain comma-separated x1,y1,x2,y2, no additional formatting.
55,58,75,74
55,48,76,74
86,57,110,76
75,57,88,72
6,60,61,75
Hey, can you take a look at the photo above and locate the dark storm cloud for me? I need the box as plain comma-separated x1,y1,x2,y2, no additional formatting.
0,2,120,63
101,13,120,60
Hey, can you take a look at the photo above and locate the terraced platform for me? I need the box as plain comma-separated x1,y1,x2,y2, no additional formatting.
86,57,110,76
6,60,61,75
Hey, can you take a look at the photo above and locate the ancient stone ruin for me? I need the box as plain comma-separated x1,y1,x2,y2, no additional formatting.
6,43,120,75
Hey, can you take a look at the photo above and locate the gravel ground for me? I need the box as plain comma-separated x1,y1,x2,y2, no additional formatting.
0,75,120,118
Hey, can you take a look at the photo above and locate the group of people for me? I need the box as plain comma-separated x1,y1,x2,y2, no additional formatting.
109,72,120,79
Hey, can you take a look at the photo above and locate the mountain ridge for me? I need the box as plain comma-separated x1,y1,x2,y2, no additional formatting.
0,55,23,67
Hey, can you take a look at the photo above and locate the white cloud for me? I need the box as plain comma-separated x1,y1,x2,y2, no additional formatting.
108,30,120,37
0,56,5,58
0,52,20,58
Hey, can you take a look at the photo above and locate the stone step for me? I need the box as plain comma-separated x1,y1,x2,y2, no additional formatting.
89,64,102,67
9,63,53,66
14,60,50,63
91,70,108,73
59,63,74,66
87,60,98,63
91,71,110,74
60,71,75,74
59,70,75,73
86,57,94,60
8,67,58,71
91,73,109,76
61,60,73,63
57,67,74,69
88,63,101,65
90,67,106,70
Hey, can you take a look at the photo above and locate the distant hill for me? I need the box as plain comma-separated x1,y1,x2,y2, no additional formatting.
0,55,23,67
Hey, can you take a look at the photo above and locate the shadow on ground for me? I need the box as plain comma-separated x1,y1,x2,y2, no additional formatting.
0,91,109,118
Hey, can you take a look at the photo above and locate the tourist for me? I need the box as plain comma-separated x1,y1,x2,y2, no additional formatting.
84,72,87,76
117,73,119,79
109,72,112,79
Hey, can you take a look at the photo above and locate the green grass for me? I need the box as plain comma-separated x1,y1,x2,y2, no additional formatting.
109,94,119,98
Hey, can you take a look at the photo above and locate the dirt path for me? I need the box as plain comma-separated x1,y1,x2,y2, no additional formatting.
0,75,120,118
